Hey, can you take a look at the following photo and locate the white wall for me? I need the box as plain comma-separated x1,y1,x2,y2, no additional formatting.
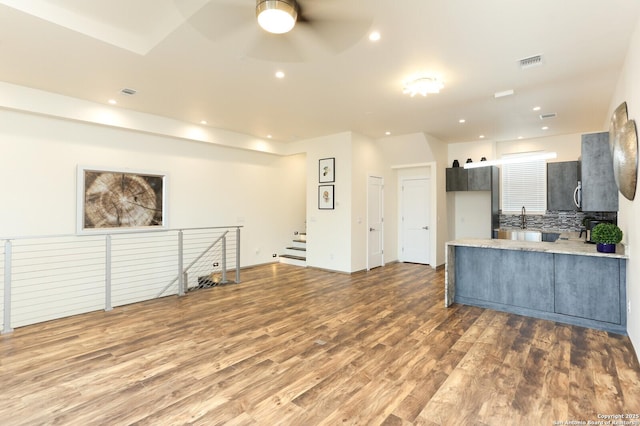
0,109,306,267
299,132,353,272
454,193,493,239
378,132,448,267
496,133,582,162
448,140,496,166
351,132,388,272
297,131,392,273
609,13,640,356
447,140,496,239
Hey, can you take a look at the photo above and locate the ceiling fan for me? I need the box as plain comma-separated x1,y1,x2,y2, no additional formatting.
180,0,376,63
256,0,300,34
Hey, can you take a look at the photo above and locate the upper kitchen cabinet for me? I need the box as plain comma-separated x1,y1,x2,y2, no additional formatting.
581,132,618,212
446,166,498,192
468,167,496,191
446,167,468,191
547,161,580,211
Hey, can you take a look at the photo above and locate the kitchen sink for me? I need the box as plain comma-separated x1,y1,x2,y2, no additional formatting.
495,229,542,242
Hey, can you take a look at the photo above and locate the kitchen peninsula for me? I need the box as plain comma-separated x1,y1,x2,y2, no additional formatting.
445,236,628,334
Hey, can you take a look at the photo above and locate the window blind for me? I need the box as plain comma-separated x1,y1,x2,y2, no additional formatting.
501,153,547,213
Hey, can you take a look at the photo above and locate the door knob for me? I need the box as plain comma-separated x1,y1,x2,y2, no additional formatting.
422,226,429,230
369,227,375,232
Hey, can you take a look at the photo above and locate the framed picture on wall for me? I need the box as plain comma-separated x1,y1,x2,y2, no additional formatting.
319,157,335,183
77,166,167,233
318,185,335,210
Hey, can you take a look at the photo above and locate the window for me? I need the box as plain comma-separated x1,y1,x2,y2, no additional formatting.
501,152,547,213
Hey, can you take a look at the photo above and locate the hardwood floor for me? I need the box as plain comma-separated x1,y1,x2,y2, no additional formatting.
1,262,639,425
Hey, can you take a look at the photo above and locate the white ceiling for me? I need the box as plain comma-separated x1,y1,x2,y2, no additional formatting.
1,0,639,144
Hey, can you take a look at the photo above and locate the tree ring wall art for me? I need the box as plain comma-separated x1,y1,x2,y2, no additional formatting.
77,167,167,233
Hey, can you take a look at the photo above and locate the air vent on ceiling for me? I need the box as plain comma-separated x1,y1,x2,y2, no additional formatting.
539,112,557,120
519,55,542,69
120,88,137,96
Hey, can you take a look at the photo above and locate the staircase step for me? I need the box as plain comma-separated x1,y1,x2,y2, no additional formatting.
292,239,306,244
280,254,306,261
279,254,307,267
286,246,306,252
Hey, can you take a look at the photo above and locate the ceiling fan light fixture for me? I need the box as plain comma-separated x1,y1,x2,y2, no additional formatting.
256,0,299,34
402,76,444,97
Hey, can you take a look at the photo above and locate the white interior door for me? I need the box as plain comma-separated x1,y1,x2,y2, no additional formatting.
401,177,430,264
367,176,384,270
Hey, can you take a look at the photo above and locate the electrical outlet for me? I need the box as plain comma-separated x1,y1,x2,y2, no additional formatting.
272,253,277,257
213,262,219,267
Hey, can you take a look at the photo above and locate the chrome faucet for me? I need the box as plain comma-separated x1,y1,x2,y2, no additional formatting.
521,206,527,229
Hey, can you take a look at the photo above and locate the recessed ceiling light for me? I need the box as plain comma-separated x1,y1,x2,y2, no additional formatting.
542,126,549,130
518,136,524,139
369,31,381,42
267,134,273,139
200,120,207,125
108,99,117,105
275,70,285,79
533,106,541,111
459,119,466,124
385,131,391,136
479,135,485,139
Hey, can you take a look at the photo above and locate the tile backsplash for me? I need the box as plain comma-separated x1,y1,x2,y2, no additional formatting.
499,211,617,231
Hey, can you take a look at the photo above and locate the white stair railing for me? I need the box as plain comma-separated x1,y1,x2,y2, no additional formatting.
1,226,241,334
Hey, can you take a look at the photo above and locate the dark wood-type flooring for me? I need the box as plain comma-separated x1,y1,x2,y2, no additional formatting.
1,262,639,425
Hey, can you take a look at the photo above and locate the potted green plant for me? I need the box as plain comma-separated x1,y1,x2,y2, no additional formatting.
590,222,623,253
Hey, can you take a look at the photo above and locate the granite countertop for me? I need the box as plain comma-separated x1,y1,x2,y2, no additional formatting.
447,236,627,259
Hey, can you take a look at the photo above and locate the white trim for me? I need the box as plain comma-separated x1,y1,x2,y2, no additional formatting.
464,151,557,169
366,175,384,271
390,162,432,169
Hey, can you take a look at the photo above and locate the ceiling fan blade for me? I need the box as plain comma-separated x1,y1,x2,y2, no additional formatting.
179,0,377,63
296,0,376,54
246,31,310,63
298,17,372,55
179,0,255,44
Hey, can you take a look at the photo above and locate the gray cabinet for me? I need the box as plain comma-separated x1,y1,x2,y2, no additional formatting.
446,166,498,192
468,168,493,191
581,132,618,212
452,245,627,333
547,161,579,211
554,254,622,324
446,168,467,191
455,247,554,312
